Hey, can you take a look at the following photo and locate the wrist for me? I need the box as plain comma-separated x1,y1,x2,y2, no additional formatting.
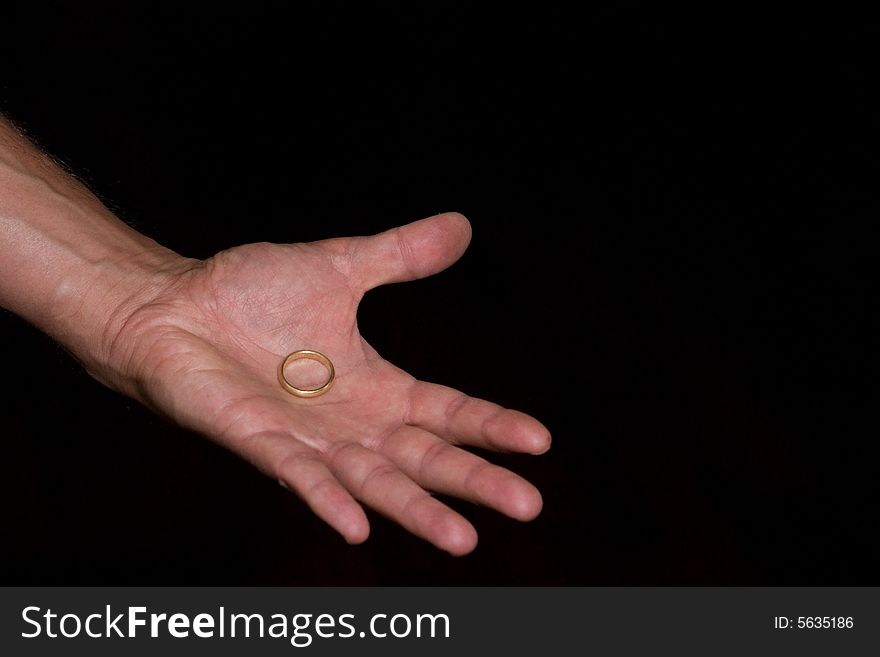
47,239,199,391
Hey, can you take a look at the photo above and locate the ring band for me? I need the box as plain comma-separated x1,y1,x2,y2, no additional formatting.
278,350,335,398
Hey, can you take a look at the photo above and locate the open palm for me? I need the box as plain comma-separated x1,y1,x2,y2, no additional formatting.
111,213,549,554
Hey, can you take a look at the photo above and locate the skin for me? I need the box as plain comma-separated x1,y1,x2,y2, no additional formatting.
0,117,550,555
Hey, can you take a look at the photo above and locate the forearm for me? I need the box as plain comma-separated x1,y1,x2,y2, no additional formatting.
0,116,190,384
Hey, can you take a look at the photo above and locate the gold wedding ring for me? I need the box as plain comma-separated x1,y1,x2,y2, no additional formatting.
278,350,335,398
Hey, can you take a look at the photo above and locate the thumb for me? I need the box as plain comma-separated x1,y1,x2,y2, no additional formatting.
351,212,472,291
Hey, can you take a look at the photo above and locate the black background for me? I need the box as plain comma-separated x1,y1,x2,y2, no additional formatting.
1,4,876,584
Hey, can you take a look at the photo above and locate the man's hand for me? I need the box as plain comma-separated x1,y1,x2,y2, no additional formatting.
102,213,549,554
0,117,547,554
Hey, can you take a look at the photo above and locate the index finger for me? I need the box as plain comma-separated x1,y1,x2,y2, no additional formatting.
406,381,551,454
